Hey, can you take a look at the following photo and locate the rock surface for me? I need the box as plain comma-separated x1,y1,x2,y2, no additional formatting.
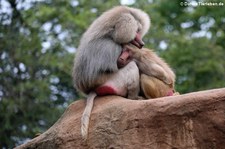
16,88,225,149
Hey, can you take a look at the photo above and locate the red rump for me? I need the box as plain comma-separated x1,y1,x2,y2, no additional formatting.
167,90,174,96
95,86,116,96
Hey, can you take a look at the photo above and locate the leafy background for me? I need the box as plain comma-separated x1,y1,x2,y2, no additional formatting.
0,0,224,148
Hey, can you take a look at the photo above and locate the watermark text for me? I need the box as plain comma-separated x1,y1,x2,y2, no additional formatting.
180,1,224,7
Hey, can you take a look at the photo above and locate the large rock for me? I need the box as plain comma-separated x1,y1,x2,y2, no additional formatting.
16,88,225,149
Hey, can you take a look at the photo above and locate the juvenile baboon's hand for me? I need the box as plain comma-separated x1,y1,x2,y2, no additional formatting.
123,44,146,62
124,44,141,54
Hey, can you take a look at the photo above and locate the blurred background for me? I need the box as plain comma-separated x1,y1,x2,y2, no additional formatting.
0,0,224,148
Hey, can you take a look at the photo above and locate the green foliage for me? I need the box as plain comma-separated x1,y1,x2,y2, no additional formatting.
132,0,225,93
0,0,224,148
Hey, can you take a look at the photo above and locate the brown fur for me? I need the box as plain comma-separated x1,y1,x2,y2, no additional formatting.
124,45,176,98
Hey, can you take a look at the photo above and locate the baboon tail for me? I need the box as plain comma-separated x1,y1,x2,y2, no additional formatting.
81,92,97,140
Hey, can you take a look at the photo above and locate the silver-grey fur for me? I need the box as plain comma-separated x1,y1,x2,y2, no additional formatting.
81,61,140,140
73,6,150,93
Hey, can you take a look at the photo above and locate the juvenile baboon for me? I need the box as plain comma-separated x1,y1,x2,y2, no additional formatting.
121,44,176,98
